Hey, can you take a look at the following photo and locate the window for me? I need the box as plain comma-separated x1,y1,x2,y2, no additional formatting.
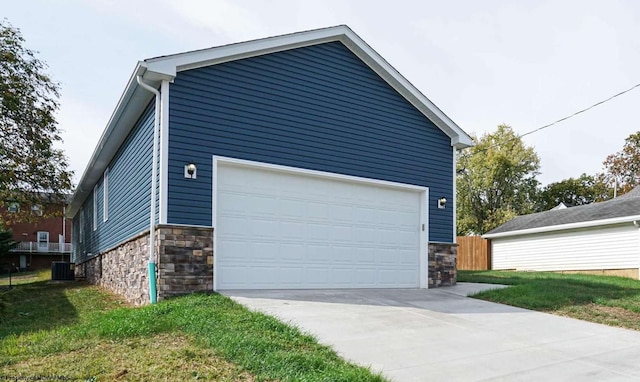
103,168,109,222
7,202,19,213
79,207,84,243
31,205,42,216
37,231,49,252
93,185,97,231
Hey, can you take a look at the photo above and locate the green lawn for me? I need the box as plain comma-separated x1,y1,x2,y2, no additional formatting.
0,270,42,287
0,270,385,381
459,270,640,330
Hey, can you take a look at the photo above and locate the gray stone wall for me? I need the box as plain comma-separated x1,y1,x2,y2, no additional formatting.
156,225,214,300
428,242,457,287
75,231,150,305
74,225,213,305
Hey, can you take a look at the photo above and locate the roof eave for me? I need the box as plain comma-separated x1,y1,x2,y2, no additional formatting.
483,214,640,239
66,63,173,218
144,25,473,148
67,25,473,218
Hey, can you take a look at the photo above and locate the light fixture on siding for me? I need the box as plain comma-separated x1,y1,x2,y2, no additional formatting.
438,197,447,209
184,162,197,179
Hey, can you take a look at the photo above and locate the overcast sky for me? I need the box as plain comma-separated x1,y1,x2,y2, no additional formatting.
5,0,640,186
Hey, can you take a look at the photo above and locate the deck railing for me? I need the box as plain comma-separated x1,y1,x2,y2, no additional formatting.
10,242,72,253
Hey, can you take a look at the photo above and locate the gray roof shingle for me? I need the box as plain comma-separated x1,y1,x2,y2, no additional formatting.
485,186,640,235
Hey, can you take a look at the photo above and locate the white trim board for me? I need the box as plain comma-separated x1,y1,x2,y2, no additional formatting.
212,156,429,291
159,80,170,224
484,215,640,239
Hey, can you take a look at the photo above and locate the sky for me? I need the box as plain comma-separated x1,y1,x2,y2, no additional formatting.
4,0,640,187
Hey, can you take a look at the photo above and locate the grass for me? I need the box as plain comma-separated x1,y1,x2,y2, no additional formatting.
0,271,385,381
459,270,640,330
0,270,43,287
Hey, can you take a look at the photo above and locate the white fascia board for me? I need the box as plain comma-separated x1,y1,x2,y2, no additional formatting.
144,25,473,149
337,30,473,149
483,215,640,239
67,64,173,218
145,27,347,76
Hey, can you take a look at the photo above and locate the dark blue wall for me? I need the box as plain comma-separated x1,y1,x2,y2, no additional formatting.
167,41,454,242
73,102,156,261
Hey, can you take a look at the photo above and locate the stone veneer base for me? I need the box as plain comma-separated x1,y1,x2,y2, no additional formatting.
75,225,213,305
428,242,457,287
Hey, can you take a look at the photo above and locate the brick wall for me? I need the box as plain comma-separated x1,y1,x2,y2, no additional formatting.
428,242,457,287
1,204,71,243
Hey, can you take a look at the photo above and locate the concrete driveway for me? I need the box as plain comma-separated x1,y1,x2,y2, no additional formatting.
224,284,640,381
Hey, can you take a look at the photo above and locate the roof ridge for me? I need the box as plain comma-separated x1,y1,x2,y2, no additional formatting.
485,192,640,236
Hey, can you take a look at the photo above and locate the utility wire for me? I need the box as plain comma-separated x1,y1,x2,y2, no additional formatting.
467,81,640,153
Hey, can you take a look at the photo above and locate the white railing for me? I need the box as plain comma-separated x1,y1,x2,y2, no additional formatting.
11,242,72,253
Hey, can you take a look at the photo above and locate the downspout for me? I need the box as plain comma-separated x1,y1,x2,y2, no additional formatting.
136,75,160,304
62,204,66,261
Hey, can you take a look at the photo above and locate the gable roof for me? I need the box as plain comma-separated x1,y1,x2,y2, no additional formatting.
68,25,473,217
550,202,568,210
484,187,640,239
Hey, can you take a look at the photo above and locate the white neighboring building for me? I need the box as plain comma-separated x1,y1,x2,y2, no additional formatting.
483,188,640,279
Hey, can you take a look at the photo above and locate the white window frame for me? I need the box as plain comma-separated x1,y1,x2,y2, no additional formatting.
7,202,19,213
79,207,84,243
31,204,42,216
103,168,109,222
93,185,98,231
37,231,49,252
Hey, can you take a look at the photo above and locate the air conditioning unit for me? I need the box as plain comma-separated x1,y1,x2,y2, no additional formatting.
51,262,75,281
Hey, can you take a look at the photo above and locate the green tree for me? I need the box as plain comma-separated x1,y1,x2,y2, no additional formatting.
0,20,73,225
0,227,16,273
602,131,640,195
0,228,16,256
535,173,610,211
457,124,540,235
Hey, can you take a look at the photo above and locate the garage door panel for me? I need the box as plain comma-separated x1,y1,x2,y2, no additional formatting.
354,270,377,284
280,243,306,261
308,224,331,240
280,221,306,239
307,267,331,283
216,215,248,235
306,202,330,220
249,196,280,216
216,163,423,290
352,247,378,263
330,225,353,242
252,242,278,260
308,245,331,261
398,249,418,264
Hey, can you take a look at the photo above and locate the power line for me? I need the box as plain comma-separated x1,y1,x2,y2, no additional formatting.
467,81,640,153
519,82,640,139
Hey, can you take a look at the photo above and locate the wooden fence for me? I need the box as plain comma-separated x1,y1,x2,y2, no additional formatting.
457,236,491,270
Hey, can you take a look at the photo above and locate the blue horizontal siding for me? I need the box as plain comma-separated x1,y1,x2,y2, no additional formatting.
72,102,157,261
168,41,454,242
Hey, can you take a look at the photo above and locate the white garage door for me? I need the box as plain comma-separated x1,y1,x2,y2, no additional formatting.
214,159,427,290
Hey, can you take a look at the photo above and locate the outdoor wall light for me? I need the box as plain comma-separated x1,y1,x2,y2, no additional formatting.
184,162,197,179
438,197,447,209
